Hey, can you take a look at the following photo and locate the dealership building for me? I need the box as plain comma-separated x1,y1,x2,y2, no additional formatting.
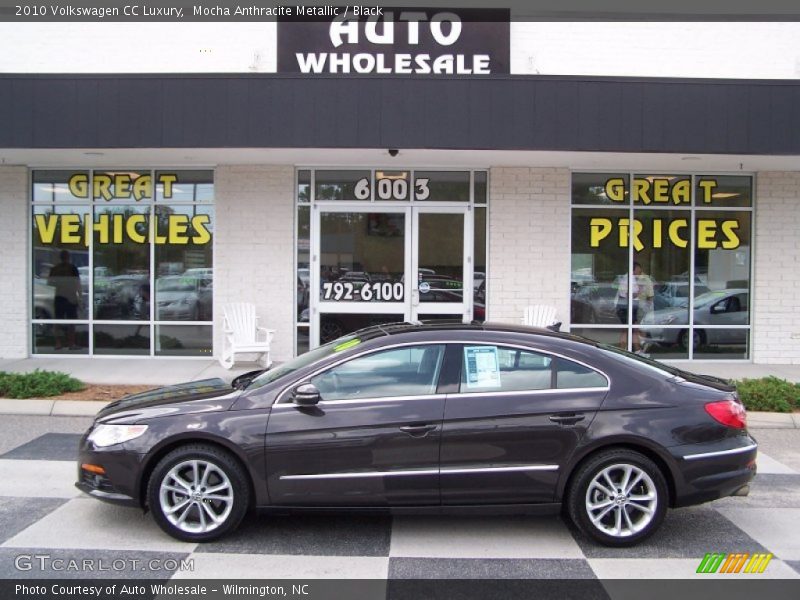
2,16,800,365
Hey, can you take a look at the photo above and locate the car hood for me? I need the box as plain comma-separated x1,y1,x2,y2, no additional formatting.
95,378,240,423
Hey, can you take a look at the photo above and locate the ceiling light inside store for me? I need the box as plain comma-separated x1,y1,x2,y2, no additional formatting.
712,192,741,199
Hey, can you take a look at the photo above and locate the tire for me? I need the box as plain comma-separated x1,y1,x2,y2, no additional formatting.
147,444,250,542
567,449,668,547
678,329,705,351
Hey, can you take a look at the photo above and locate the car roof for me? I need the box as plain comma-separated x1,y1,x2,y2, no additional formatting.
350,321,589,346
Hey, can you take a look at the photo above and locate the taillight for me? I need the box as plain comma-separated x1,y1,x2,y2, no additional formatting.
705,399,747,429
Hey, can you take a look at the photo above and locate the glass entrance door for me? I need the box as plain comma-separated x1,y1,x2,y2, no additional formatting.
411,207,471,323
311,206,471,347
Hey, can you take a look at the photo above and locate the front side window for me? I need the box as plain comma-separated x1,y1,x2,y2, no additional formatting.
311,345,445,402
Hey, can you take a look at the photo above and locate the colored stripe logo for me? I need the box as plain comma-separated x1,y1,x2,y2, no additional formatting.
697,553,773,574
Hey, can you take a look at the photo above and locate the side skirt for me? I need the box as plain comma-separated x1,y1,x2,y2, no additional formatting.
255,503,562,517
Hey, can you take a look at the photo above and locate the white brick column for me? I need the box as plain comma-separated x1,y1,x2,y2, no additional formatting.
0,166,29,358
487,167,571,326
214,165,295,363
752,172,800,364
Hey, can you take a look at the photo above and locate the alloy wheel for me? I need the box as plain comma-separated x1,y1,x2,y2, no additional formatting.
158,459,234,534
584,463,658,538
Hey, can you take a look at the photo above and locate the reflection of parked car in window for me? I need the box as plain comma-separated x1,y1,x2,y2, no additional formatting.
95,275,149,319
640,289,748,350
653,280,710,311
33,277,55,320
570,284,618,324
156,276,212,321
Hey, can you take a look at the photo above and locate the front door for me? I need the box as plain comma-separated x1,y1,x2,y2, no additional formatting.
311,205,471,347
265,343,448,506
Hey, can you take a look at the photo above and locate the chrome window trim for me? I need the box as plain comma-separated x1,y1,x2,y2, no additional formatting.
682,442,758,461
276,338,611,405
272,394,442,408
280,463,560,481
446,386,610,400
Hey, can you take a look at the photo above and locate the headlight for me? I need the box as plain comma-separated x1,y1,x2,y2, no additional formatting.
87,424,148,448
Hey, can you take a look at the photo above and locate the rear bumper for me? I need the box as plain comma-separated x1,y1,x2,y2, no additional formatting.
669,434,758,507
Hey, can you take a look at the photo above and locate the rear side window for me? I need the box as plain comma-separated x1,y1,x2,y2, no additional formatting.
555,358,608,389
460,345,553,393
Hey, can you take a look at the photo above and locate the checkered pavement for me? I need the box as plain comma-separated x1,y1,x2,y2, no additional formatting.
1,432,798,583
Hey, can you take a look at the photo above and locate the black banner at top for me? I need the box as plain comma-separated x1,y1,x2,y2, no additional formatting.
277,8,510,75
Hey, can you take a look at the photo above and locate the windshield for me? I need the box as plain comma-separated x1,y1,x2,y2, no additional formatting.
247,333,365,390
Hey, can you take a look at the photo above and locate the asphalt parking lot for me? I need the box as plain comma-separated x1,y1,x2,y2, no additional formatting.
0,415,798,584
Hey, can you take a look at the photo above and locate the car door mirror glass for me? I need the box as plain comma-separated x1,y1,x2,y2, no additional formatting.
293,383,321,406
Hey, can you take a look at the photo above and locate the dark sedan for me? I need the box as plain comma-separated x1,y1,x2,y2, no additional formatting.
76,322,756,547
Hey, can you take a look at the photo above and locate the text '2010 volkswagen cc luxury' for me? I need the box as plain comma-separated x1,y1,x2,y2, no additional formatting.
76,322,756,546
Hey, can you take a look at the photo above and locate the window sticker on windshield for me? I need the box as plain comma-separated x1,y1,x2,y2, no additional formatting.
464,346,501,389
334,338,361,352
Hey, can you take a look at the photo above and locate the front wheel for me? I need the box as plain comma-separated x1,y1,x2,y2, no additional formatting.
147,444,250,542
567,449,667,547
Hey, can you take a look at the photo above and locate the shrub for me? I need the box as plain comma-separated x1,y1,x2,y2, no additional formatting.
0,370,85,399
734,376,800,413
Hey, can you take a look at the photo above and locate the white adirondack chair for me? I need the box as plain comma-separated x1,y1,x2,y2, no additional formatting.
220,303,275,369
522,305,561,331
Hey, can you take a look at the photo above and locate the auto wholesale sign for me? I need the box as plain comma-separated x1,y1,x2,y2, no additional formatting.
277,8,510,75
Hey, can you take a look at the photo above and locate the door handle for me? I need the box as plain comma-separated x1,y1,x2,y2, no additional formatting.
549,413,586,425
400,424,437,437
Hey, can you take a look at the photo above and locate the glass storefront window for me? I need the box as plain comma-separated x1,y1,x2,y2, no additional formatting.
32,205,90,322
154,204,214,322
93,204,150,320
32,170,89,203
572,173,629,206
297,170,311,203
315,170,371,200
31,170,214,356
413,171,470,202
695,175,752,208
474,207,487,322
571,173,753,360
474,171,488,204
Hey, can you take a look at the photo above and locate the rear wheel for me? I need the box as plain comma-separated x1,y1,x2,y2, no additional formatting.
567,449,667,547
147,444,250,542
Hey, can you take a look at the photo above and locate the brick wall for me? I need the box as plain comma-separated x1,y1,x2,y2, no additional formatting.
487,167,571,327
0,167,29,358
214,165,295,363
752,172,800,364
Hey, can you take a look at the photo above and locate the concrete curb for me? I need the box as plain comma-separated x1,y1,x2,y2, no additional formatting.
0,398,108,417
0,399,797,425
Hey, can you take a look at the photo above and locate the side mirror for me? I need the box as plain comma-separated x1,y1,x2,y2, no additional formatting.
293,383,321,406
710,303,726,314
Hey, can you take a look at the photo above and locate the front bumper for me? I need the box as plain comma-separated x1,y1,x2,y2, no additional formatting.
670,434,758,507
75,479,138,507
75,432,145,508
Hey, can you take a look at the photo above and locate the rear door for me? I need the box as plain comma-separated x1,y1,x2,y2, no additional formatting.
440,343,609,505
